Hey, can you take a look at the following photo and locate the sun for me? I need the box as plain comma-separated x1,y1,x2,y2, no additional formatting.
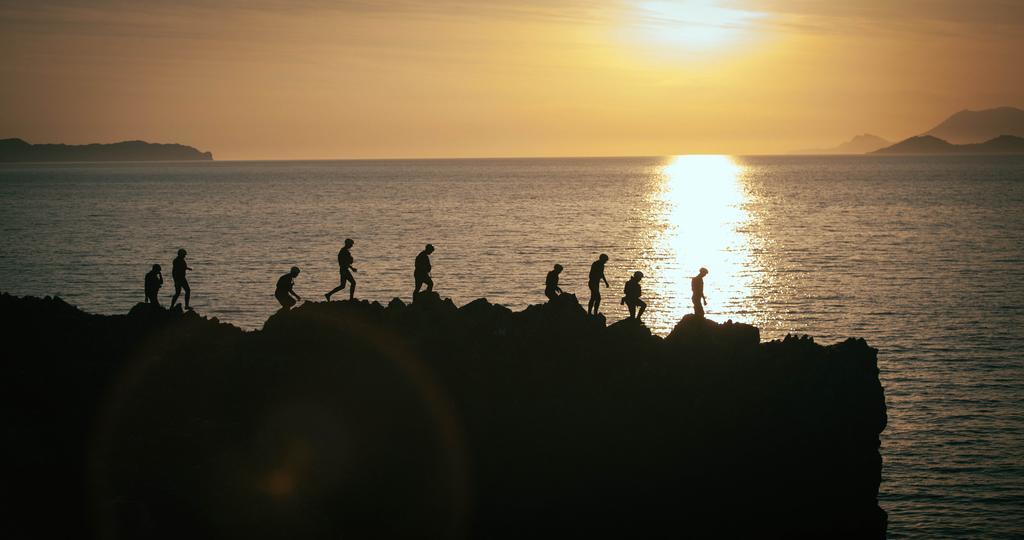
632,0,766,51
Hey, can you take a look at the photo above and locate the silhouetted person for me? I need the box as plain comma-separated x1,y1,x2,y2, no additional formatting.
692,267,709,317
545,264,564,301
414,244,435,295
145,264,163,306
588,253,610,315
326,238,358,301
170,249,192,310
622,271,647,319
276,266,302,309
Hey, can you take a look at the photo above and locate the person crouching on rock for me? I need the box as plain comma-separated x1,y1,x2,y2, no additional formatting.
145,264,163,306
622,271,646,320
276,266,302,310
545,264,564,301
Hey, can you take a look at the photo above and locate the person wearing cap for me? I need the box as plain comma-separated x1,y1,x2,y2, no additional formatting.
276,266,302,309
170,248,193,310
145,264,163,306
326,238,358,301
587,253,610,315
545,264,564,301
414,244,435,295
691,267,709,317
622,271,647,320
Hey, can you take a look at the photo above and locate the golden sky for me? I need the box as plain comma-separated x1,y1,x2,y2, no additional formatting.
2,0,1023,159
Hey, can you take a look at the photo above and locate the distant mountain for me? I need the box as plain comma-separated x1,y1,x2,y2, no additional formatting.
0,138,213,162
872,134,1024,154
923,106,1024,144
792,133,891,154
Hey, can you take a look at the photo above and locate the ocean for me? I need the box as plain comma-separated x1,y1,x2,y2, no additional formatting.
1,155,1022,537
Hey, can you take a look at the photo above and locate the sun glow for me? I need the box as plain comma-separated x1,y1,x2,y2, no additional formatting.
645,155,757,332
633,0,766,51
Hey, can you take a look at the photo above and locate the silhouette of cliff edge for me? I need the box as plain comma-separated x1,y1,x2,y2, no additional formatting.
1,292,887,539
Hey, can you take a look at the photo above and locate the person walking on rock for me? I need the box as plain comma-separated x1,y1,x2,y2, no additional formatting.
326,238,358,301
276,266,302,309
414,244,435,296
588,253,610,315
145,264,163,306
692,267,708,317
170,249,193,310
622,271,647,320
545,264,564,301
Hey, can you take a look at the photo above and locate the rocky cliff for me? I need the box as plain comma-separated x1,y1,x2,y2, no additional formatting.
0,292,887,539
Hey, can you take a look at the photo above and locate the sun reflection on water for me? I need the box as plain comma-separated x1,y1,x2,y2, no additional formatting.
644,155,759,334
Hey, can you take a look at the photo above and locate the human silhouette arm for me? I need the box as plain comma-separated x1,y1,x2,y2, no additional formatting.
602,275,609,288
291,289,301,300
351,267,358,273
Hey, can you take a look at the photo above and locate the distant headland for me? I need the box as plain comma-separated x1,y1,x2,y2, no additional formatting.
0,138,213,162
793,106,1024,155
872,134,1024,155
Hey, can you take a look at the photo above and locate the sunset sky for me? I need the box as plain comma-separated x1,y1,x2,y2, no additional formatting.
2,0,1023,159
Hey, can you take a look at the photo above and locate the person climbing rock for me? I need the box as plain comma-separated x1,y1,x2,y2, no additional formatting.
622,271,647,320
276,266,302,309
545,264,564,301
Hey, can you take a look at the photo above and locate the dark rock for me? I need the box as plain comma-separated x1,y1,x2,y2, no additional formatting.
0,292,887,539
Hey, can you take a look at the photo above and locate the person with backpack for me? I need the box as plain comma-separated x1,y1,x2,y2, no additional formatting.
145,264,163,306
326,238,358,301
414,244,435,296
622,271,646,320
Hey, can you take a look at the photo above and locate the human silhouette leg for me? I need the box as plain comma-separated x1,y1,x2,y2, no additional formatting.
424,276,433,293
627,300,636,319
326,272,349,301
637,299,646,319
693,297,704,317
171,284,182,307
182,282,191,309
348,275,356,300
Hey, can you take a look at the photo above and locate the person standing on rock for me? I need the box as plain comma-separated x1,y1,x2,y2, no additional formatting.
588,253,610,315
276,266,302,309
622,271,647,320
170,249,193,310
545,264,564,301
145,264,163,306
691,267,708,317
414,244,435,296
326,238,358,301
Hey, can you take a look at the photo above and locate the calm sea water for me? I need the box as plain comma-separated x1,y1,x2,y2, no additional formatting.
1,155,1022,537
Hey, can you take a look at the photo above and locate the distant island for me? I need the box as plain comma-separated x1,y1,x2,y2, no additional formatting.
0,138,213,162
792,133,891,155
793,106,1024,156
872,134,1024,154
924,106,1024,144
